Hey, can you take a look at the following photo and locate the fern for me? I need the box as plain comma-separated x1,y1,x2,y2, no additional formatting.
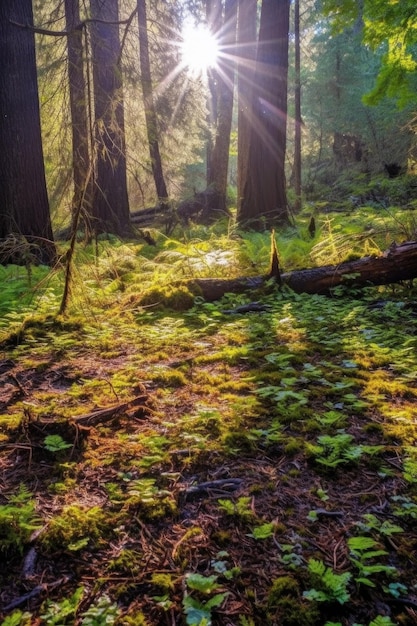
303,559,351,604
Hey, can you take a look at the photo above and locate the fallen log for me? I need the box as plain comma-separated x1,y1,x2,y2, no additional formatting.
189,240,417,301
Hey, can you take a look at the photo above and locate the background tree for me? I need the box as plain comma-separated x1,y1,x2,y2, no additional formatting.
90,0,130,235
236,0,257,217
292,0,302,211
64,0,92,234
205,0,238,219
238,0,291,229
322,0,417,107
302,19,414,178
137,0,169,206
0,0,56,264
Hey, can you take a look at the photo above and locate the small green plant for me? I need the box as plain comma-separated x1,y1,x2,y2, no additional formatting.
182,573,228,626
0,485,42,555
125,477,177,519
247,522,276,540
391,495,417,519
218,496,254,520
307,432,381,468
41,587,84,625
80,594,119,625
348,536,396,587
278,543,304,569
210,551,241,580
0,610,32,626
44,434,72,453
303,558,351,604
357,513,403,537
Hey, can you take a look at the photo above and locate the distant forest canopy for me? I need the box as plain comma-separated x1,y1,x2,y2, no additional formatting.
0,0,417,262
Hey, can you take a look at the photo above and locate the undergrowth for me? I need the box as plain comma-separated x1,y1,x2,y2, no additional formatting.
1,199,417,625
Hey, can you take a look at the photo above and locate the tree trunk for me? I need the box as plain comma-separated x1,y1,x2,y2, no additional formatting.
237,0,257,217
0,0,56,265
205,0,238,219
292,0,302,212
238,0,291,230
64,0,92,232
189,241,417,301
89,0,130,235
137,0,169,205
205,0,223,185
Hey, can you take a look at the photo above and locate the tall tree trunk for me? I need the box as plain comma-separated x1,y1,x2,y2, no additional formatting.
206,0,238,218
237,0,257,217
238,0,291,230
137,0,169,205
205,0,223,185
293,0,302,212
89,0,130,235
0,0,56,265
64,0,92,233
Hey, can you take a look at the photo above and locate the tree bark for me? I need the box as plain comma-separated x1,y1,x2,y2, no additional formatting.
237,0,257,217
292,0,302,212
189,241,417,301
137,0,169,205
238,0,291,230
89,0,130,235
64,0,92,232
0,0,56,265
205,0,238,219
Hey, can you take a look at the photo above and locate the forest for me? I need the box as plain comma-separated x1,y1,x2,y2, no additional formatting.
1,0,417,624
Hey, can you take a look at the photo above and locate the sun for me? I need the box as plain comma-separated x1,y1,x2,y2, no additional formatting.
181,23,219,76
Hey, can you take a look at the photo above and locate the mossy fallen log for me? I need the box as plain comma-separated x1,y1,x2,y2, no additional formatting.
190,240,417,301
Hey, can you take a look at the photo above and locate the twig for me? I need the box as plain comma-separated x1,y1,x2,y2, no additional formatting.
2,585,45,612
3,577,70,612
71,395,149,426
184,478,243,498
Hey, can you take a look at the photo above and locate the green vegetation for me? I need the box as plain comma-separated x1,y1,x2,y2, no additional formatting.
1,199,417,624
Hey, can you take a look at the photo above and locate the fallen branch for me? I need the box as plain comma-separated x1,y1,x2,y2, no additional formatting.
72,395,150,427
183,478,243,498
190,240,417,301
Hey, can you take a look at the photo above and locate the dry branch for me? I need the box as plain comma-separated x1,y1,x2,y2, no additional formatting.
71,395,149,427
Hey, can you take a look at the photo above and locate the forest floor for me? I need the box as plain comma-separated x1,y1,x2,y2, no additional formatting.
1,217,417,626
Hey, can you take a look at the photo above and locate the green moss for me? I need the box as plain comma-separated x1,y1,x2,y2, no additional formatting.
139,284,197,310
284,437,304,456
222,431,257,453
41,504,114,552
363,422,384,435
148,367,187,387
108,549,144,576
267,576,299,603
266,576,320,626
116,610,150,625
151,572,176,592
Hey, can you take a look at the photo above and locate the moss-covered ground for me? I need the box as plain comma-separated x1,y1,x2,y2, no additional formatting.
1,198,417,626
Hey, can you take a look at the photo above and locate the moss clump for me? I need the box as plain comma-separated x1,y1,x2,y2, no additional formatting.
139,284,197,310
148,368,187,387
107,549,144,576
266,576,320,626
41,504,113,552
222,431,257,453
284,437,304,456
